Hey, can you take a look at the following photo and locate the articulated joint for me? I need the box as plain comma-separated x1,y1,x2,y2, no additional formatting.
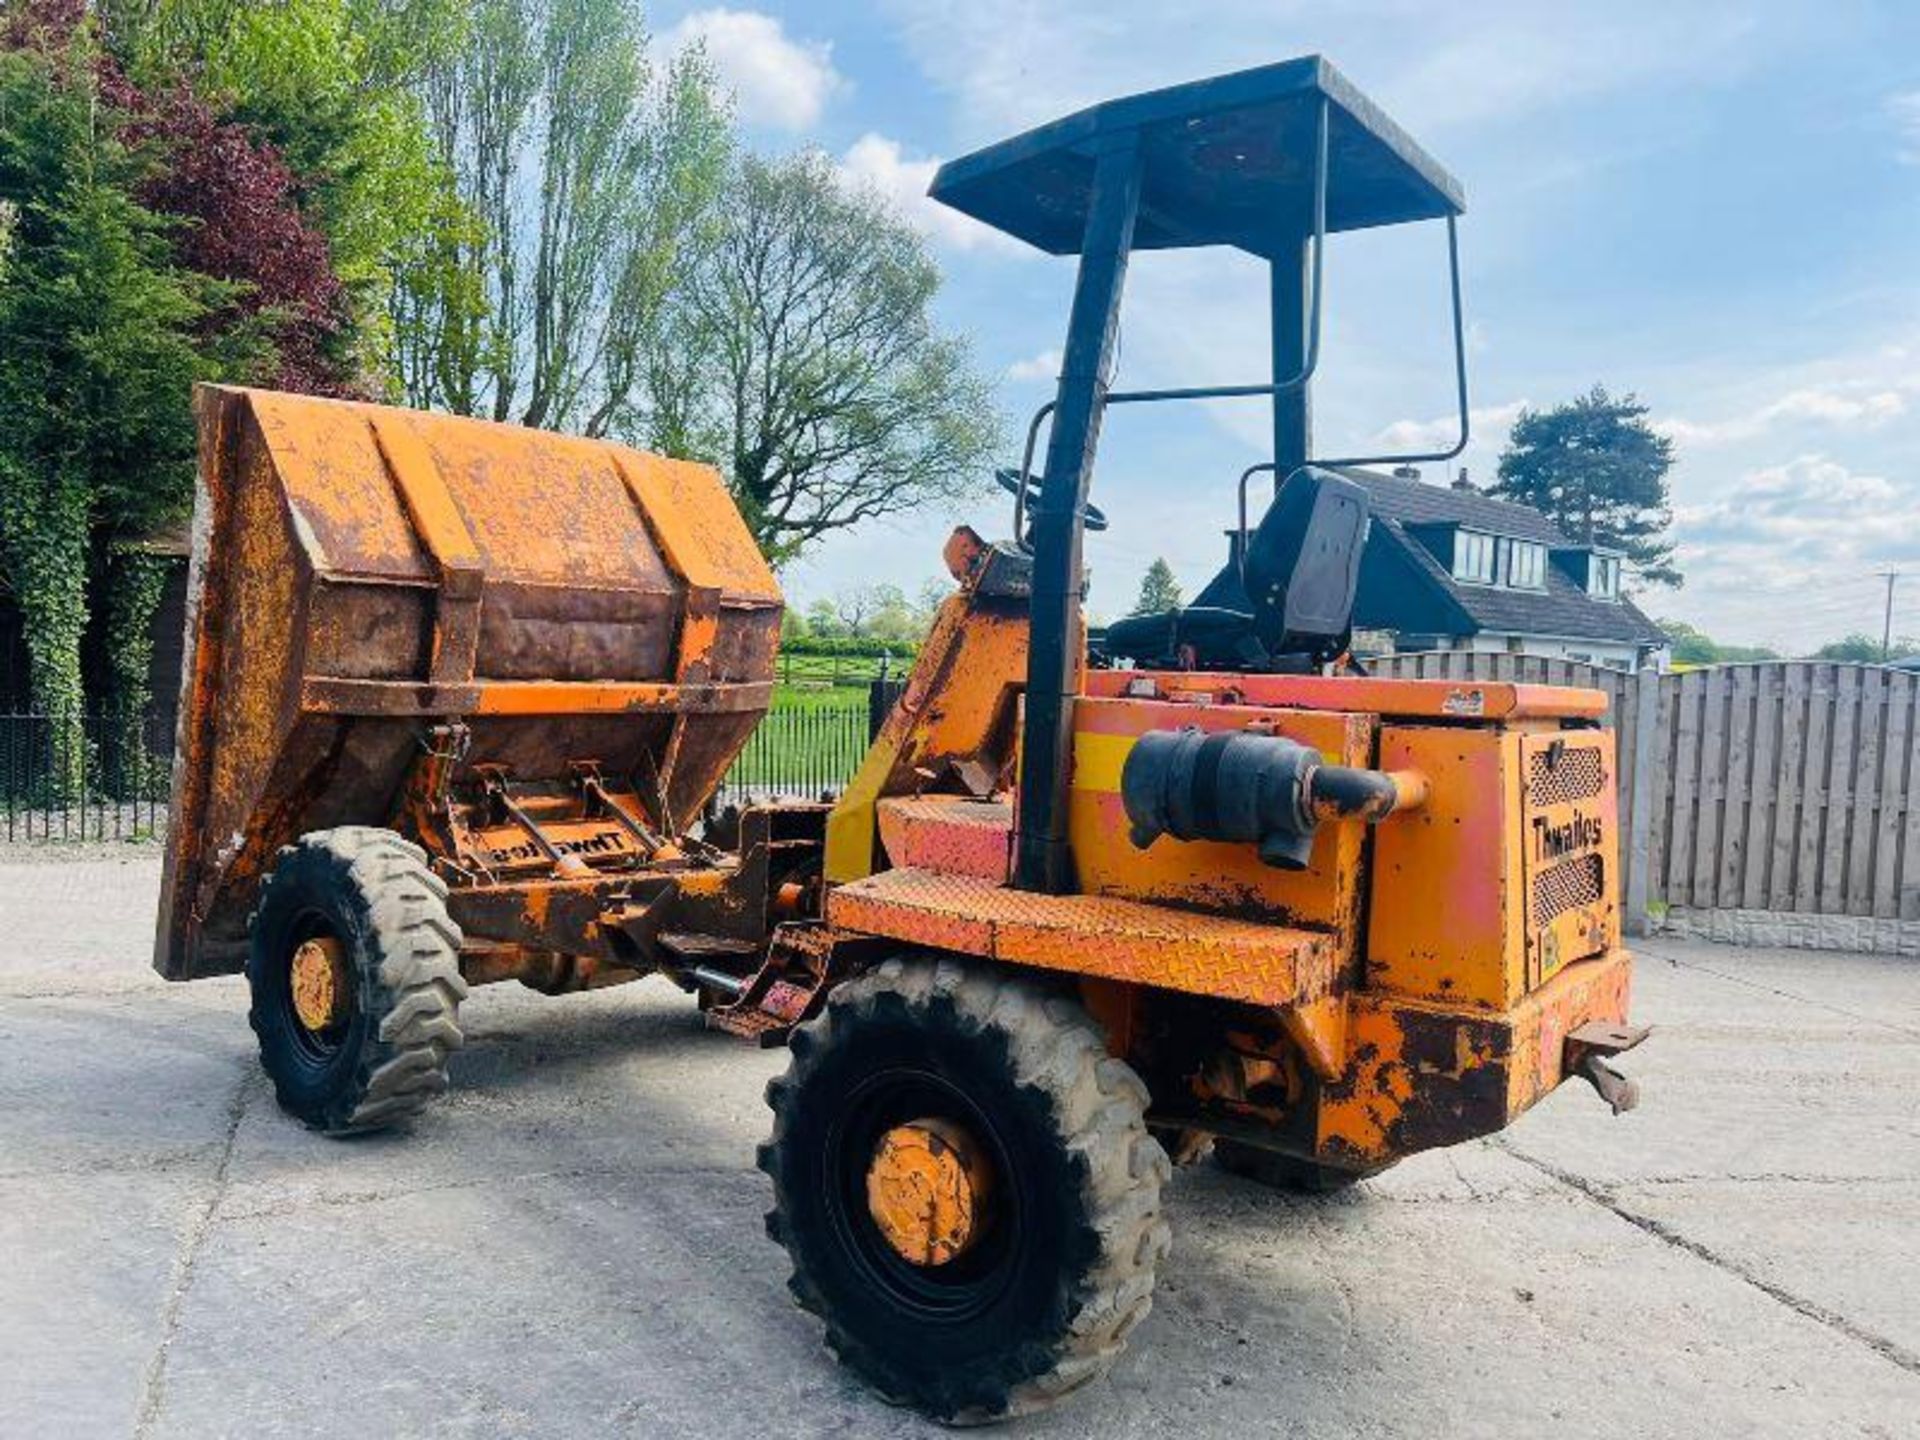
1121,728,1427,871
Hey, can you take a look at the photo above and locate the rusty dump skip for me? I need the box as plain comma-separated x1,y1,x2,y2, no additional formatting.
155,386,782,980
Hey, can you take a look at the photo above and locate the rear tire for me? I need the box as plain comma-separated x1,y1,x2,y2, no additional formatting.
760,956,1170,1423
247,827,466,1134
1212,1137,1369,1193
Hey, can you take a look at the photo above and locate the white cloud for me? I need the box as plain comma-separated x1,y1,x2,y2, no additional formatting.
1370,9,1763,135
874,0,1116,133
1890,91,1920,165
836,133,1026,253
665,9,842,131
1365,399,1529,458
1658,381,1913,448
1677,455,1901,534
1675,458,1915,585
1668,455,1920,649
878,0,1773,140
1006,348,1061,382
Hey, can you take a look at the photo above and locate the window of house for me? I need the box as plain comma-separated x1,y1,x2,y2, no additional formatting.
1590,555,1621,599
1506,540,1546,589
1453,529,1495,584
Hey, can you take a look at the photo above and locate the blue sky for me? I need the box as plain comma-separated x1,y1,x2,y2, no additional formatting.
655,1,1920,651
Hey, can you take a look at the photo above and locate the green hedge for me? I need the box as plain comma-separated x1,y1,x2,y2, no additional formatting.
781,634,920,660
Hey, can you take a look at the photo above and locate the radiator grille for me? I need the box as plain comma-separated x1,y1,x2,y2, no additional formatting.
1528,746,1605,806
1533,853,1604,925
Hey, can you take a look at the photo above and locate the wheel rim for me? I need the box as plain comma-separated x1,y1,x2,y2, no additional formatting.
281,911,353,1065
825,1067,1025,1324
865,1116,996,1267
291,936,350,1033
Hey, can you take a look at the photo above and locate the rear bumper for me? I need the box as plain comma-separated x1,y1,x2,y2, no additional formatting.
1314,946,1636,1169
1505,945,1638,1113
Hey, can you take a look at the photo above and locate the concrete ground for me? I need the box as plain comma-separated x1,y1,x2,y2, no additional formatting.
2,851,1917,1440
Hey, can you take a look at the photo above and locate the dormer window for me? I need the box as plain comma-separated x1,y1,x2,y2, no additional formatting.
1590,554,1622,600
1453,529,1495,584
1506,540,1546,590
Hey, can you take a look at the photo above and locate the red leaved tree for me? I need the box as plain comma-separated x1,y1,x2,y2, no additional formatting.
8,2,355,395
109,76,353,394
1,0,85,51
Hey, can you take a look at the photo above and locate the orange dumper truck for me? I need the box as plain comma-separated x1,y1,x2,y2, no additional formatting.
156,55,1645,1423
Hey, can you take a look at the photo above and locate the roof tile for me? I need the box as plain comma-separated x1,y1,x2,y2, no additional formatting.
1341,468,1668,648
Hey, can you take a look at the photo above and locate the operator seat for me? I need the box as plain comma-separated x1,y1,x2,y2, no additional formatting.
1101,468,1369,671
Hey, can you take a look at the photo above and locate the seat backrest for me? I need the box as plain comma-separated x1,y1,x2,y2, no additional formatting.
1242,468,1370,662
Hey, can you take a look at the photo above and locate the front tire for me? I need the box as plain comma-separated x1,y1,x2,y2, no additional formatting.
247,827,466,1134
760,955,1170,1424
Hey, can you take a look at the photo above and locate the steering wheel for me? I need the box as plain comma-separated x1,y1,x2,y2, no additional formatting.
995,468,1109,532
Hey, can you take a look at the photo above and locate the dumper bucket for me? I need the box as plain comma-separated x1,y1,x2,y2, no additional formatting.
155,386,781,980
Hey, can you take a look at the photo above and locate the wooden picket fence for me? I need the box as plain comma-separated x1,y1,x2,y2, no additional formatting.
1370,653,1920,931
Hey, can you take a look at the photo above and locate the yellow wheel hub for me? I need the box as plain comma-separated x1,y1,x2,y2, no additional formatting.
864,1117,994,1267
290,936,350,1032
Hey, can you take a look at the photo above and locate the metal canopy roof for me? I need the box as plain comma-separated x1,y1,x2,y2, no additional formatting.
928,56,1463,259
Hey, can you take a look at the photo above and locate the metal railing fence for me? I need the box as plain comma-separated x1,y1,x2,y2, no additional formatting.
711,703,872,810
1,711,174,842
2,701,883,843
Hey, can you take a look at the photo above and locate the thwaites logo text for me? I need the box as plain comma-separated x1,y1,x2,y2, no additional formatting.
481,828,630,865
1531,809,1604,862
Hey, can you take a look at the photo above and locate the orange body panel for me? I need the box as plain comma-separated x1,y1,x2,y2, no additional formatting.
876,797,1013,883
1516,731,1619,989
1084,668,1608,721
1068,696,1373,943
826,602,1637,1174
1314,947,1633,1166
1366,725,1526,1010
1367,724,1619,1011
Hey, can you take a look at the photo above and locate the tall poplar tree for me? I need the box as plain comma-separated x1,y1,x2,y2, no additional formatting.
402,0,729,433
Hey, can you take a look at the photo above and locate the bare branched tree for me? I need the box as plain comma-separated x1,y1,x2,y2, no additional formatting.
648,151,998,564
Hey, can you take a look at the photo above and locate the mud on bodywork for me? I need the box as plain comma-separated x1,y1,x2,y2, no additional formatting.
1313,948,1635,1167
156,385,782,983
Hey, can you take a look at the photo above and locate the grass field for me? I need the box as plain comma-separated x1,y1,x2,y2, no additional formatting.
770,681,871,711
718,692,871,803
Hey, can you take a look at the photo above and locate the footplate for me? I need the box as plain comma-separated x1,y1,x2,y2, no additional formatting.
702,924,851,1046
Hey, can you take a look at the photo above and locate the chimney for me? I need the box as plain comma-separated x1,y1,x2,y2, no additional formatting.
1451,467,1475,492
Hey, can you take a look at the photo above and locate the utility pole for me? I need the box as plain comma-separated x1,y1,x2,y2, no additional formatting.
1879,571,1901,661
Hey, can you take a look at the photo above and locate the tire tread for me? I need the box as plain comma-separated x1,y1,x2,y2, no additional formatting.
761,956,1167,1424
247,826,465,1135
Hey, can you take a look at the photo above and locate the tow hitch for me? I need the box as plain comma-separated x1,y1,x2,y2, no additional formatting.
1564,1021,1651,1114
